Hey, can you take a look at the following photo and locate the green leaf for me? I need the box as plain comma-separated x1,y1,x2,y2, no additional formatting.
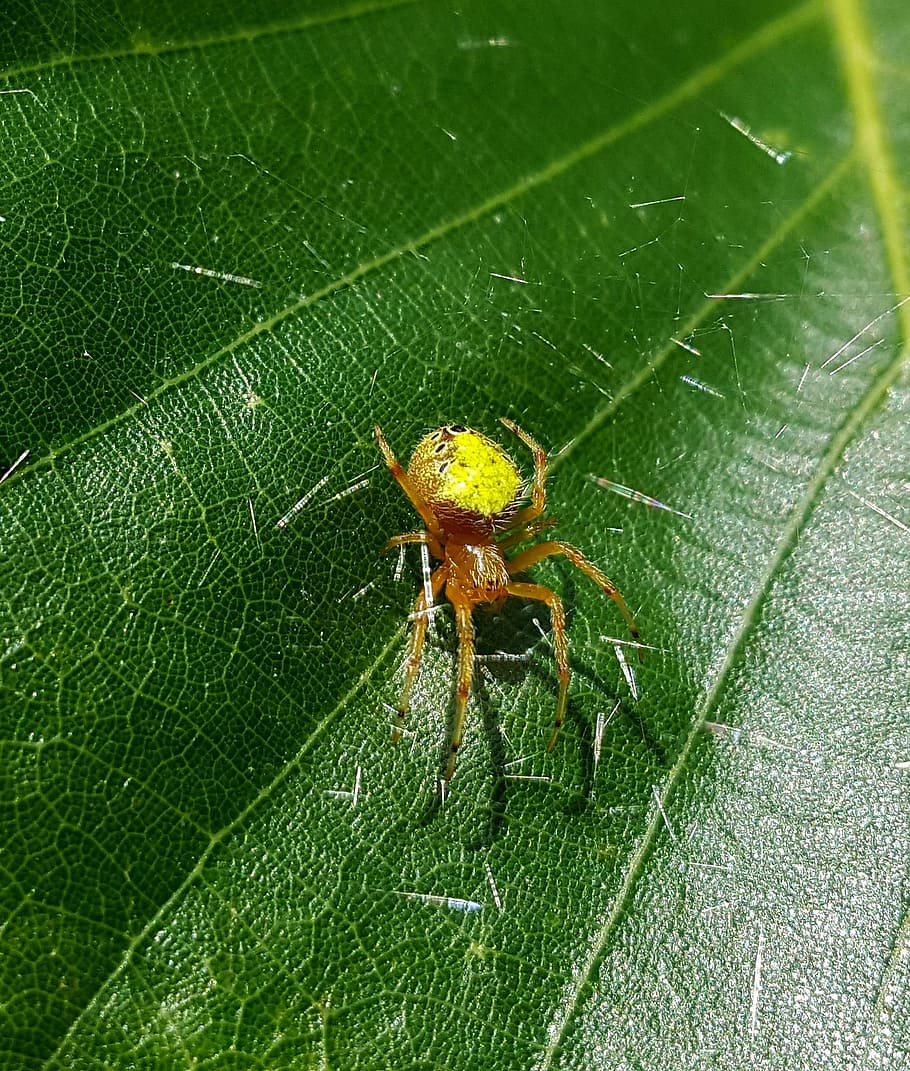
2,0,908,1067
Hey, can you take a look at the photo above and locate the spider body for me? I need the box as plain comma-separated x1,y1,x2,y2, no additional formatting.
374,419,640,779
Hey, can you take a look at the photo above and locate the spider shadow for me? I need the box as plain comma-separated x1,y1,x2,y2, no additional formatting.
548,564,668,800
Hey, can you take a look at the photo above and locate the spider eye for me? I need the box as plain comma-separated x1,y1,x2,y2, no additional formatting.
447,424,467,434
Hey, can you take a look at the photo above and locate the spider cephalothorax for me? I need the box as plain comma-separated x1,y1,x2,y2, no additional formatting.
374,419,640,779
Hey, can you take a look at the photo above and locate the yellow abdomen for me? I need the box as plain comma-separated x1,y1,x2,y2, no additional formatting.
407,425,521,520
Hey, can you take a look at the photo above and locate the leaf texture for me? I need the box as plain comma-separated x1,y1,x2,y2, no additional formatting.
1,1,908,1068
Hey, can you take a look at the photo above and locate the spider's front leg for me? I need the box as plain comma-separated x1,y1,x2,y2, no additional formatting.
374,425,444,543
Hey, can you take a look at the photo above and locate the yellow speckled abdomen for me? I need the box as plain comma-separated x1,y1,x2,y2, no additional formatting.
407,425,521,519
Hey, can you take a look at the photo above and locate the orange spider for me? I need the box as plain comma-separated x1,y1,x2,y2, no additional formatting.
374,419,640,779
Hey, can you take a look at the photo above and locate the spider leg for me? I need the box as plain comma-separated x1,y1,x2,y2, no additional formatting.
382,530,445,559
395,565,447,744
374,426,444,542
506,540,642,658
496,515,558,552
445,588,476,780
506,581,569,752
499,418,548,527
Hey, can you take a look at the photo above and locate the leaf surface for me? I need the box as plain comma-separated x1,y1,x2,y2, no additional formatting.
1,1,908,1068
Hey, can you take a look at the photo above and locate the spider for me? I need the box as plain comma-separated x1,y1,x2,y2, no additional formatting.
374,419,641,779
